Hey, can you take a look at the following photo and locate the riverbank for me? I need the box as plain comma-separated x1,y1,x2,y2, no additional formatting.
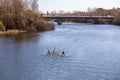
0,30,27,35
0,22,55,35
0,20,55,36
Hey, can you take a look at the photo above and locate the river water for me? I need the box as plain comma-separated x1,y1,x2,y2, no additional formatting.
0,23,120,80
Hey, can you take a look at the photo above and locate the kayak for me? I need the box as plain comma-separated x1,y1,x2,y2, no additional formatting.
57,52,68,57
47,52,68,57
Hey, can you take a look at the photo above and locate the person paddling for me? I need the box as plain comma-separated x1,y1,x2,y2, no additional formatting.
57,50,62,56
53,47,56,54
47,48,51,55
62,51,65,55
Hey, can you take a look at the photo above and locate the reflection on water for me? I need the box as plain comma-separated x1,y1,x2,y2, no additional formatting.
0,32,40,43
0,23,120,80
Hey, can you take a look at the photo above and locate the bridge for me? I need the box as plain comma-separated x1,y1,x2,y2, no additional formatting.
44,16,114,25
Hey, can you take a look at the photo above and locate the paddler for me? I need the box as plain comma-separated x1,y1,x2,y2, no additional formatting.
57,50,62,56
47,48,51,55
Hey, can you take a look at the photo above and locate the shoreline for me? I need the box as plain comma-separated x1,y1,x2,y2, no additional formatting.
0,30,28,35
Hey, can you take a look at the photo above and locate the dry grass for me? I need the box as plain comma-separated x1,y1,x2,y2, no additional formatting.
0,29,27,35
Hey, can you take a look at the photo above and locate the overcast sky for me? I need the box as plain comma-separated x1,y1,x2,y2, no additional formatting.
38,0,120,13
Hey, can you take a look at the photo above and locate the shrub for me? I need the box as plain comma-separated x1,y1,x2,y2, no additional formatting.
0,21,6,31
33,11,42,18
113,13,120,25
36,21,55,31
113,17,120,25
1,14,15,30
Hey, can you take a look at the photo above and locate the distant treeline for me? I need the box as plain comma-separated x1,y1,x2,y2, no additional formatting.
0,0,54,32
47,8,119,16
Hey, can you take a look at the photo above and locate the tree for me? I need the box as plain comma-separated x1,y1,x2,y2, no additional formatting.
31,0,38,11
0,21,5,31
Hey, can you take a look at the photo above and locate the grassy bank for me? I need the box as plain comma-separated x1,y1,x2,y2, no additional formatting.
0,30,27,35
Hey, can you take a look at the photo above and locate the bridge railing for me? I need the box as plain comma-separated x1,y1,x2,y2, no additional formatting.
43,15,114,18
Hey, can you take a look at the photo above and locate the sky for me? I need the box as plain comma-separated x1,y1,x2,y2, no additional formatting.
38,0,120,13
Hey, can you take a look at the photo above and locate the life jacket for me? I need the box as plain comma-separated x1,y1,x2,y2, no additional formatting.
57,50,62,55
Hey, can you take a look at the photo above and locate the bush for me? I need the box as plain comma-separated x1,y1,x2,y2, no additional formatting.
0,14,15,30
113,13,120,25
33,11,42,18
0,11,54,32
0,21,6,31
36,21,55,31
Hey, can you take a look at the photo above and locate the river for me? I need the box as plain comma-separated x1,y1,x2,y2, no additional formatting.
0,23,120,80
